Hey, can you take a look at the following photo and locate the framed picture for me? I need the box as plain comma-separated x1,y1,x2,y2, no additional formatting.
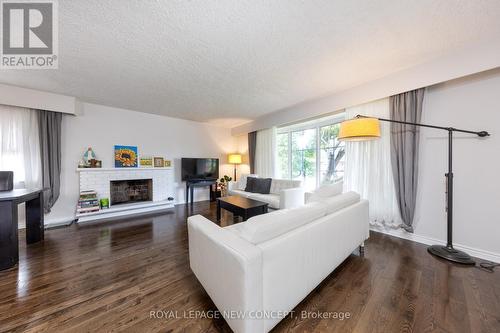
114,145,138,168
140,156,153,167
153,157,164,168
164,160,171,167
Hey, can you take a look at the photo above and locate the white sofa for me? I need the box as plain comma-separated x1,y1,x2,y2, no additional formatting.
188,191,369,333
305,180,344,204
227,174,303,209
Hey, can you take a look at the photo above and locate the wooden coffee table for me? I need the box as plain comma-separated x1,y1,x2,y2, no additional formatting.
216,195,269,222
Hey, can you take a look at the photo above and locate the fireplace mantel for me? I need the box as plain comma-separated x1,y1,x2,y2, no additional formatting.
77,167,172,172
76,167,174,223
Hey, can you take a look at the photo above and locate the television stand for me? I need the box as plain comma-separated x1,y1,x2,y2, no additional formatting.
185,179,217,205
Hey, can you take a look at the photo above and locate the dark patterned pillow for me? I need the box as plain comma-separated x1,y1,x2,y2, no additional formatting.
245,177,257,192
252,178,272,194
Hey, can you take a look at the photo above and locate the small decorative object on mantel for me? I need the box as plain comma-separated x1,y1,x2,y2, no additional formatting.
90,159,102,168
83,147,96,165
153,157,164,168
100,198,109,209
140,156,153,167
115,145,138,168
218,175,232,197
79,147,101,168
164,160,171,167
78,159,86,168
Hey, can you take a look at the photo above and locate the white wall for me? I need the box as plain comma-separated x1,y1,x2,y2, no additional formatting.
413,68,500,258
46,102,235,226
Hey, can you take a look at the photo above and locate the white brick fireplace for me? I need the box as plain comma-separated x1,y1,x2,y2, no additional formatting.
76,167,175,222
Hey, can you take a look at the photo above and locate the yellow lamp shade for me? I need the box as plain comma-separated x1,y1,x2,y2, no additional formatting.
228,154,242,164
338,117,381,141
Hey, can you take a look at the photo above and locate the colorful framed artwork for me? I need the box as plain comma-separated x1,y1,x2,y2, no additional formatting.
140,156,153,167
153,157,164,168
164,160,171,167
114,145,138,168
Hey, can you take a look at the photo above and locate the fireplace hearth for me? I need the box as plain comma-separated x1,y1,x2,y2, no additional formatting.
110,179,153,206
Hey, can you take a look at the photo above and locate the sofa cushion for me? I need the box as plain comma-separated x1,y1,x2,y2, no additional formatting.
319,191,360,215
270,179,302,194
308,181,343,202
247,193,280,209
238,202,328,244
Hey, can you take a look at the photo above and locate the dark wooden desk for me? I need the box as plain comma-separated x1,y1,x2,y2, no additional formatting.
185,179,217,205
0,189,44,270
216,195,268,222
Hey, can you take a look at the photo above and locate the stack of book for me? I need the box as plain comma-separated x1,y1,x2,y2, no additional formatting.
77,190,100,214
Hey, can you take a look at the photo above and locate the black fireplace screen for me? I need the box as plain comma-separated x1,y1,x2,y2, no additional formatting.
110,179,152,206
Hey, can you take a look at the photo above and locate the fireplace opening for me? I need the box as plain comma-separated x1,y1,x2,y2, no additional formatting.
110,179,153,206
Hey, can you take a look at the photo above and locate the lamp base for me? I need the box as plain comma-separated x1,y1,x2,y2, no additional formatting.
427,245,475,265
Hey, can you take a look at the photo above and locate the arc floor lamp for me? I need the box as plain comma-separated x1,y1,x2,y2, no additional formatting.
339,115,490,265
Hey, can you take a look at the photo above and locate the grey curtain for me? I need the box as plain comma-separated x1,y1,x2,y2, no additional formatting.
248,131,257,174
390,88,425,233
38,110,62,213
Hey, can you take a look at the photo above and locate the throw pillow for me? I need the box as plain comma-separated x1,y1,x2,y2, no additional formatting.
238,174,258,190
245,177,257,192
308,181,343,202
239,202,328,244
318,191,360,214
316,181,343,197
252,178,272,194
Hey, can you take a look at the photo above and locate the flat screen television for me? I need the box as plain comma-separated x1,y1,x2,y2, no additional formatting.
181,158,219,181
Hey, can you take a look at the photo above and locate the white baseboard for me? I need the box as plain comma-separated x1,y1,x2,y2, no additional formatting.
77,202,174,223
371,226,500,263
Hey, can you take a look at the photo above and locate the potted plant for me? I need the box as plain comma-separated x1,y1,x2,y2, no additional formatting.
218,175,232,197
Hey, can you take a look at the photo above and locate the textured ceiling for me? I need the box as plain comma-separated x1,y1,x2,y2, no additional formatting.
1,0,500,127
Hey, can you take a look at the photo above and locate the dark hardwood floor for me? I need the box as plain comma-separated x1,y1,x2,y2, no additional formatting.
1,201,499,333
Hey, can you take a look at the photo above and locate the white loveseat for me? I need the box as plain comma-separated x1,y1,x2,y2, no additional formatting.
188,191,369,333
227,174,303,209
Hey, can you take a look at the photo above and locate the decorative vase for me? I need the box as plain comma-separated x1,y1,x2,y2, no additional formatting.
220,184,228,197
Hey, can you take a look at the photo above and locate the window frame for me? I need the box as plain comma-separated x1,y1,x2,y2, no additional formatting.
276,113,345,188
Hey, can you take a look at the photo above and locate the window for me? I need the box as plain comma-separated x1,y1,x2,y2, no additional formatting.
319,123,345,184
291,128,317,190
276,114,345,190
0,106,41,188
276,133,289,179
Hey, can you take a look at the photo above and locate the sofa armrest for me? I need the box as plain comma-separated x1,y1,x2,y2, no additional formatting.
188,215,264,333
279,187,305,209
